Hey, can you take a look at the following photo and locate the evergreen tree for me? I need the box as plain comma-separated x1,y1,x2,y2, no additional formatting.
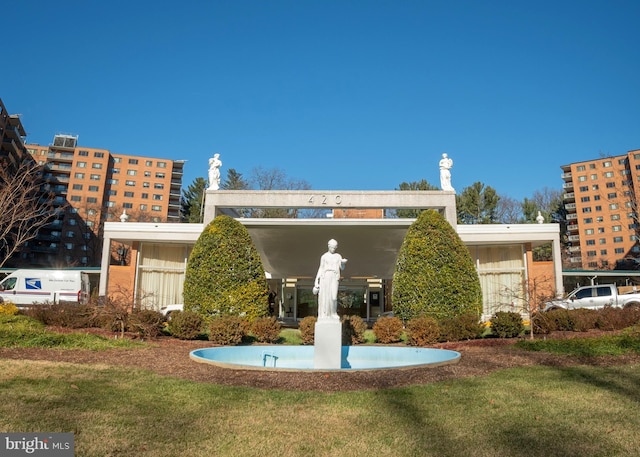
221,168,250,190
395,179,439,218
456,182,499,224
392,210,482,321
183,215,269,321
181,177,207,223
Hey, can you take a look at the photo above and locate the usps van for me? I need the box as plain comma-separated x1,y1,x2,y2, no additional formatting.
0,269,91,306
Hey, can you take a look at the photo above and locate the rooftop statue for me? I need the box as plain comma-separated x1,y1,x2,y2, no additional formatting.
439,153,455,192
208,153,222,190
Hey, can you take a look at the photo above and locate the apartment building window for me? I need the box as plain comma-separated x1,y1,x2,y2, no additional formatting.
603,161,612,167
74,173,85,179
78,150,89,157
585,229,594,235
596,216,604,222
108,191,117,197
155,172,165,179
111,168,120,174
592,184,599,190
579,186,588,192
611,214,620,220
615,248,625,254
613,225,622,232
140,204,148,210
81,245,88,251
127,170,137,176
619,159,628,165
65,243,73,250
157,162,167,168
105,201,115,207
632,235,638,241
144,171,151,177
152,205,162,211
581,196,590,202
114,157,122,163
599,238,606,244
604,171,614,178
154,183,164,189
123,203,133,209
629,224,637,229
141,193,148,199
595,206,602,211
621,169,630,175
68,219,77,226
590,164,596,169
66,231,75,238
153,194,163,200
125,180,136,186
88,186,99,192
606,182,615,188
77,162,87,168
586,240,595,245
607,192,617,199
626,202,633,208
143,182,150,188
623,180,632,186
92,163,102,169
87,209,97,216
90,174,100,180
578,175,587,182
576,165,586,171
145,160,153,166
598,227,605,233
614,237,623,243
83,233,91,239
70,196,81,202
108,179,118,185
124,191,134,197
586,251,597,257
582,207,592,213
583,218,593,223
72,184,83,190
128,159,138,165
87,197,97,203
94,152,104,158
591,174,598,180
593,195,601,201
610,203,619,210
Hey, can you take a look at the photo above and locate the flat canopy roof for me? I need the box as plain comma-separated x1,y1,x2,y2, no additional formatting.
103,220,560,281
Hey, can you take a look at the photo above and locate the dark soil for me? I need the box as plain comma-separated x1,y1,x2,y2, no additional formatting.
1,329,638,392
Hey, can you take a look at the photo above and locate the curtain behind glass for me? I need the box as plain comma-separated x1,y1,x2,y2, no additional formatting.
137,244,191,310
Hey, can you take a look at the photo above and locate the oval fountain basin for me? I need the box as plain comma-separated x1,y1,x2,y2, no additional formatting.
190,346,461,371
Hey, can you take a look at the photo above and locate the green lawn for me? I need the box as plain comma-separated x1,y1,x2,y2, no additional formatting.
2,315,640,456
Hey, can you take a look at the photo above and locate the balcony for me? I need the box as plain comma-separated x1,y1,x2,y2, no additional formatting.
561,172,572,180
564,192,575,201
568,246,582,252
563,182,574,190
568,235,581,242
569,257,583,264
566,213,578,220
567,224,578,231
565,203,577,211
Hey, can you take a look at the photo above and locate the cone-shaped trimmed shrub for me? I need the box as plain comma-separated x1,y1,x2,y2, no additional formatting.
184,215,269,321
392,210,482,321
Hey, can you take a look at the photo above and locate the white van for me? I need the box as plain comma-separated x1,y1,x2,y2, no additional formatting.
0,269,91,306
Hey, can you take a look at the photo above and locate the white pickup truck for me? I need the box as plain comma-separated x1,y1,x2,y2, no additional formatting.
543,284,640,311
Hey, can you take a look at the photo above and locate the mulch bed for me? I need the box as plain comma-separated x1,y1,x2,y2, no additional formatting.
1,329,638,392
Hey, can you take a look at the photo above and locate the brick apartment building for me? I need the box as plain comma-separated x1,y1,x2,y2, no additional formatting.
562,150,640,270
18,134,185,268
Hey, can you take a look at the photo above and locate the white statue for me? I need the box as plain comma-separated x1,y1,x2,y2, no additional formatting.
536,211,545,224
313,239,347,320
439,153,454,192
208,153,222,190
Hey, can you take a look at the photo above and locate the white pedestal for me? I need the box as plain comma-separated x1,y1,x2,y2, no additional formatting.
314,319,342,369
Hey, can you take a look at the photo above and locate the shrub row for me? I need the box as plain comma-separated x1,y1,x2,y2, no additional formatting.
532,306,640,334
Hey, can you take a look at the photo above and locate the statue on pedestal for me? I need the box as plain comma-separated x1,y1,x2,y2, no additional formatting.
313,239,347,320
439,153,454,192
208,153,222,190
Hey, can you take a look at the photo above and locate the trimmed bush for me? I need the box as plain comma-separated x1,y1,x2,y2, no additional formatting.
299,316,317,345
372,316,403,343
342,315,367,345
438,313,484,342
531,311,555,335
545,308,575,331
208,315,249,345
184,215,269,322
251,317,282,343
168,310,204,340
0,302,18,316
490,311,524,338
23,303,97,329
392,210,482,321
572,309,599,332
128,309,165,338
406,316,439,346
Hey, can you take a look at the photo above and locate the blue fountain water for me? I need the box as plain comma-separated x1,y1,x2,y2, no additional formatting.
190,345,460,371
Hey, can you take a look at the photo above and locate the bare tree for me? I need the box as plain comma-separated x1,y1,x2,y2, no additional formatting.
495,196,523,223
0,158,55,269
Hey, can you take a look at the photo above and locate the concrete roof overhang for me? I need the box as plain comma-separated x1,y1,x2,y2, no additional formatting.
102,221,560,282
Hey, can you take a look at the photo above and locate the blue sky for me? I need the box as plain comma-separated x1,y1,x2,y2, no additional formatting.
4,0,639,201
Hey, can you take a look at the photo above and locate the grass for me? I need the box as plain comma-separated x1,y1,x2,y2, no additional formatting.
515,331,640,356
3,315,640,456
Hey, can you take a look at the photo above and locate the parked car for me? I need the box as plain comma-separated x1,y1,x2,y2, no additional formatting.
543,284,640,311
160,304,184,318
